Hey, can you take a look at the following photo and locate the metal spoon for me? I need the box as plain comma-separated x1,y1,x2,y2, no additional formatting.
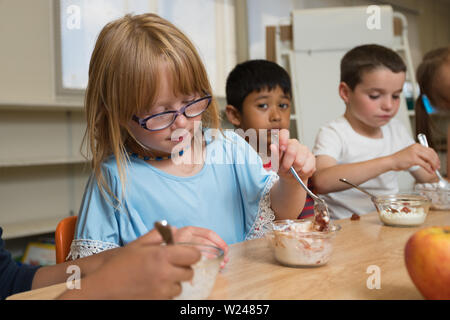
339,178,376,200
339,178,384,212
273,128,330,228
417,133,449,190
340,178,399,213
289,167,330,230
154,220,174,245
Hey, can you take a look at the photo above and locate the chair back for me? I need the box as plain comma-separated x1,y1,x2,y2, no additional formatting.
55,216,78,264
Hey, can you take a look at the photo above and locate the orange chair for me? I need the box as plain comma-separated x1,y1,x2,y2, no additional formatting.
55,216,78,264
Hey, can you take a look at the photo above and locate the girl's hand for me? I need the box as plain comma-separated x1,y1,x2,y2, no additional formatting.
172,226,229,269
270,129,316,182
390,143,440,174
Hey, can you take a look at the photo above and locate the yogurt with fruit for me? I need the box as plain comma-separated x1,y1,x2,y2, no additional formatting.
270,220,336,267
378,206,427,226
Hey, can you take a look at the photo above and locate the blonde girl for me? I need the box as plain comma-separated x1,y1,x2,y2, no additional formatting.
69,13,315,260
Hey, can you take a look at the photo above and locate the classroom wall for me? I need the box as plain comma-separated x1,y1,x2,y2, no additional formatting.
0,0,58,103
416,0,450,56
293,0,450,70
0,0,88,242
1,0,449,104
245,0,449,80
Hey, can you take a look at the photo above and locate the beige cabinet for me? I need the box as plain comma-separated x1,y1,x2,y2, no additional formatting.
0,102,89,239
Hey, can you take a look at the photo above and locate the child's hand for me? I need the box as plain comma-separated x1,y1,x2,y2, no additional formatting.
270,129,316,182
106,238,201,299
173,226,229,269
60,231,201,299
135,227,167,244
390,143,440,174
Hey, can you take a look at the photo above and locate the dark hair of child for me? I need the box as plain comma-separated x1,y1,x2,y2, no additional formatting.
226,59,292,112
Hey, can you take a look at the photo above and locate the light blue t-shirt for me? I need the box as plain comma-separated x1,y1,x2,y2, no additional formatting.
69,130,278,259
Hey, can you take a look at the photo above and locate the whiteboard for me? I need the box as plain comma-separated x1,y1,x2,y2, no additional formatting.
292,6,394,52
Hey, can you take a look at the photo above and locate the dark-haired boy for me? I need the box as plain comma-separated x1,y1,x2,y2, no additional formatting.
312,44,440,219
225,59,314,218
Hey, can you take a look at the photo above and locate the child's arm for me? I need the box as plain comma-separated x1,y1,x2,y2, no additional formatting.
33,226,227,294
269,129,316,220
31,247,119,291
312,143,440,194
312,154,393,194
56,231,200,299
31,229,166,290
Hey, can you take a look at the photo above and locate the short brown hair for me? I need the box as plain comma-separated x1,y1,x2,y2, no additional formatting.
340,44,406,90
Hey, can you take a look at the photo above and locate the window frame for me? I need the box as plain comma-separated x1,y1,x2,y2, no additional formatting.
53,0,240,99
54,0,85,97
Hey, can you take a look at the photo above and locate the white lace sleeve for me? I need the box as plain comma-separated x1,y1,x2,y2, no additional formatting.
245,174,279,240
67,239,120,260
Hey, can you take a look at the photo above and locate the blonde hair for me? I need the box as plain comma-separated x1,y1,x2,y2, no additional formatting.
83,13,221,202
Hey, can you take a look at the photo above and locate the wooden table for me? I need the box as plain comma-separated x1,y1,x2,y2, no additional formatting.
7,210,450,300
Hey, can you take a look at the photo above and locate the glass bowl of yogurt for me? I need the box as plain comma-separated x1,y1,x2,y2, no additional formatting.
266,219,341,267
414,183,450,210
174,243,224,300
373,194,431,227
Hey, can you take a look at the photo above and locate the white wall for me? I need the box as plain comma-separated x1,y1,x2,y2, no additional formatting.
247,0,450,69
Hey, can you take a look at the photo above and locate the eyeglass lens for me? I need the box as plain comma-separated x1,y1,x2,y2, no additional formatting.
146,98,210,130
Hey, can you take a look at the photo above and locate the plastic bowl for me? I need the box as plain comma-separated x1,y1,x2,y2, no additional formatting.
266,219,341,267
373,194,431,227
174,242,224,300
414,183,450,210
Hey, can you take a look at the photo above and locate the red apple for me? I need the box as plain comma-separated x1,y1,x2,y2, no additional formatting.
404,226,450,300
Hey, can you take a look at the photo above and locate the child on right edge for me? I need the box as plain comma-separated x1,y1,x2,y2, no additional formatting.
312,44,440,219
414,46,450,150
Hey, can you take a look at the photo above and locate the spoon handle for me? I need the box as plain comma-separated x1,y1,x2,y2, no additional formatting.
417,133,429,147
289,167,321,202
154,220,174,245
435,169,446,181
339,178,376,199
417,134,446,181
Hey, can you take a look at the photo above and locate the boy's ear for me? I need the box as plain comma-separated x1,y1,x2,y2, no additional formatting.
225,105,242,127
338,82,351,104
